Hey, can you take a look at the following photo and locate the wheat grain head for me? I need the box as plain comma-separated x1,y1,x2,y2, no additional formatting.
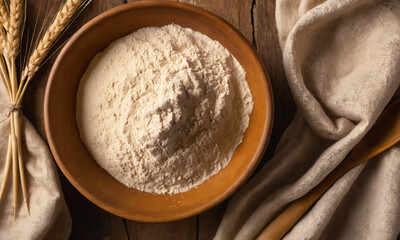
6,0,23,59
0,1,9,29
21,0,83,82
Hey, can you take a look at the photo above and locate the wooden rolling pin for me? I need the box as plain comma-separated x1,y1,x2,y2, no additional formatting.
257,99,400,240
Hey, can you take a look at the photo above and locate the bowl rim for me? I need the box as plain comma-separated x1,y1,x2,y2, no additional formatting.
44,0,274,222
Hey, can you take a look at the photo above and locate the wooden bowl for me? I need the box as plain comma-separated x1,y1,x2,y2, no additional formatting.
44,1,273,222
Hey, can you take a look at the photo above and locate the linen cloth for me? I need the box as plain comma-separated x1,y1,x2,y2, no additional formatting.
215,0,400,239
0,88,71,237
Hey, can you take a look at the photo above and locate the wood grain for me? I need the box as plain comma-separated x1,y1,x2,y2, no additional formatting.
126,218,197,240
253,0,296,168
23,0,294,239
61,174,128,240
198,200,229,240
176,0,253,43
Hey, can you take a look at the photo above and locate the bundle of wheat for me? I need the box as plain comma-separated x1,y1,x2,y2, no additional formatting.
0,0,90,218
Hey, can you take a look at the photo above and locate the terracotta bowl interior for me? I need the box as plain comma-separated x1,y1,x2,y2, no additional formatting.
45,1,273,222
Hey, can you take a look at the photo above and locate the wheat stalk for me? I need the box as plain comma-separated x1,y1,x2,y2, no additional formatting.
10,115,18,218
5,0,24,217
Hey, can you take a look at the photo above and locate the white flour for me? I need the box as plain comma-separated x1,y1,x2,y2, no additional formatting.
76,24,253,194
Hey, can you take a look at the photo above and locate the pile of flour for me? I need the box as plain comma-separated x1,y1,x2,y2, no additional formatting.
76,24,253,194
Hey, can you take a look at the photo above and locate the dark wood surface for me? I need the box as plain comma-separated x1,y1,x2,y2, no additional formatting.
24,0,296,239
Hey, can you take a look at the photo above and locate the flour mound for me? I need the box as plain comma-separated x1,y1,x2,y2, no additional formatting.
76,24,253,194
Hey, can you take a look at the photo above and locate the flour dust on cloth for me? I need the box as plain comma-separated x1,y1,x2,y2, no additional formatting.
215,0,400,239
0,90,71,237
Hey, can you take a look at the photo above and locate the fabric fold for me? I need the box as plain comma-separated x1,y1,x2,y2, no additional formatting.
215,0,400,239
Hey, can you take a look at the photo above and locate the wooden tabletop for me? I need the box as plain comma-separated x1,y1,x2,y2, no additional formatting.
24,0,295,239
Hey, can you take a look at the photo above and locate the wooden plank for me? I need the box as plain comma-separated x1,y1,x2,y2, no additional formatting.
198,200,228,240
126,218,197,240
177,0,253,43
253,0,296,166
24,1,128,239
61,171,128,240
22,0,64,139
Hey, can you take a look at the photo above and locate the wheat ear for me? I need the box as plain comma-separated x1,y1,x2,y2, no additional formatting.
0,11,11,100
17,0,83,103
6,0,22,60
0,1,8,28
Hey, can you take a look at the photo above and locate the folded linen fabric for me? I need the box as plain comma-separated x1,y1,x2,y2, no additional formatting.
215,0,400,239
